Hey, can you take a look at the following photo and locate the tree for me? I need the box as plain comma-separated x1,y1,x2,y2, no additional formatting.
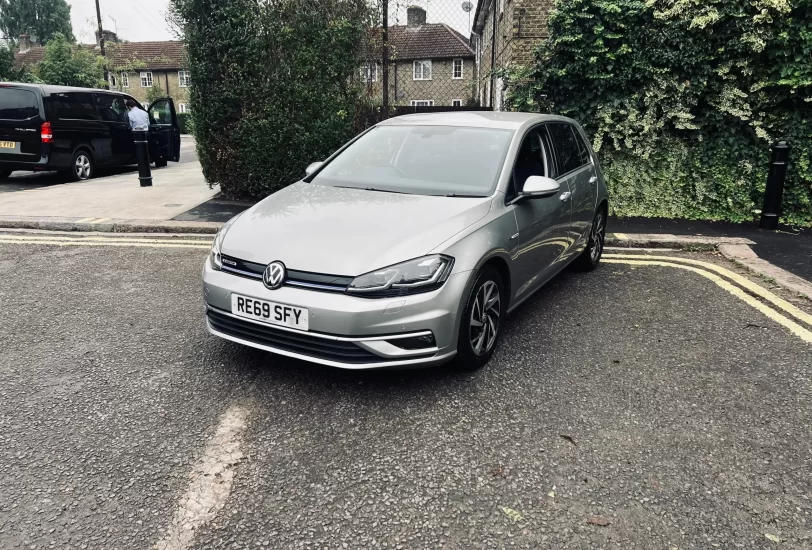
502,0,812,224
0,0,74,45
145,81,165,104
33,33,104,88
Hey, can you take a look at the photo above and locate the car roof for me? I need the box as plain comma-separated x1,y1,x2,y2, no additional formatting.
377,111,576,130
0,82,126,96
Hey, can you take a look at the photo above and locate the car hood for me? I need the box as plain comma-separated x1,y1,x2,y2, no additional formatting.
222,182,492,275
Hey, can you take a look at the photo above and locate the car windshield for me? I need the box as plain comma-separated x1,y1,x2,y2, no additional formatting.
311,125,513,197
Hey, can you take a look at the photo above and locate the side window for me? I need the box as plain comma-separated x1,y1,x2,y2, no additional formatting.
148,99,172,125
52,92,98,121
510,130,547,200
572,127,591,166
547,123,584,175
94,94,128,123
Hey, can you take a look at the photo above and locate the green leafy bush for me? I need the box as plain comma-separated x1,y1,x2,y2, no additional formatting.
170,0,374,199
32,33,105,88
177,112,194,135
502,0,812,224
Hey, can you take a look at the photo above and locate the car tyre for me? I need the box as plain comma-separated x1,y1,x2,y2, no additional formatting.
572,210,606,271
70,150,94,181
0,170,11,180
453,266,504,371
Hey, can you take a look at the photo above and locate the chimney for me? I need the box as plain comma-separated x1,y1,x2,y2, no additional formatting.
407,5,427,27
95,29,119,46
18,34,31,53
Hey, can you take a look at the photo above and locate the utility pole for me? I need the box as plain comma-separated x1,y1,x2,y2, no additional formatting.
95,0,109,89
382,0,390,120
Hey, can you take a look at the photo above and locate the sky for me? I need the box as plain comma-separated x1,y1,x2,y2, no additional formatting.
68,0,476,44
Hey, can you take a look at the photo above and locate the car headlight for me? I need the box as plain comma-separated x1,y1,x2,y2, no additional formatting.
209,215,240,270
347,255,454,297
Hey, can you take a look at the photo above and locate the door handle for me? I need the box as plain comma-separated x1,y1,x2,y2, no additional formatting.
560,191,572,202
589,176,598,184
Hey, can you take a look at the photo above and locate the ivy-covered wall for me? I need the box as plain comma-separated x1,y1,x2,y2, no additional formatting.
503,0,812,224
170,0,373,199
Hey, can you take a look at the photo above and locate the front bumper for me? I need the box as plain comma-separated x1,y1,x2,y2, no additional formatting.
202,258,471,369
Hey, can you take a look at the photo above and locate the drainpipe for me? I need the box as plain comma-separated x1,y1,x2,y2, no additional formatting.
489,0,496,108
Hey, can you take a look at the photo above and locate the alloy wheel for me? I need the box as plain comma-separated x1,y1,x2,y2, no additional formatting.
75,154,91,180
590,213,605,262
469,280,501,356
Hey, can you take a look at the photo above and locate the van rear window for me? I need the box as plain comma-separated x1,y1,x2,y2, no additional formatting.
0,88,39,120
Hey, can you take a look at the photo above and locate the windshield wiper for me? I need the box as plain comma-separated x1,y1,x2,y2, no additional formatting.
332,185,407,194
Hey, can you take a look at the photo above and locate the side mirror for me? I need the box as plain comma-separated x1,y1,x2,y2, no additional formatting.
521,175,560,198
305,161,324,176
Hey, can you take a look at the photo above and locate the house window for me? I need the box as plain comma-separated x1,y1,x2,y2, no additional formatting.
108,74,117,88
120,72,129,88
410,100,434,107
452,59,463,79
360,62,378,83
140,71,153,88
179,103,188,113
413,60,432,80
451,99,462,107
178,70,191,87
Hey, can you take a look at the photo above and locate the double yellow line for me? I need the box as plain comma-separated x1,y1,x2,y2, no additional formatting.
0,232,212,250
604,253,812,344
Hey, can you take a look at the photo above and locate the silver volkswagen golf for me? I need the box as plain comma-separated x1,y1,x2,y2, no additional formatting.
203,112,608,370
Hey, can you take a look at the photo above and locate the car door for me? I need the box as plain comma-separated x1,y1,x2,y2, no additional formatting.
509,127,573,301
547,123,596,255
147,97,181,163
94,93,135,165
49,92,108,166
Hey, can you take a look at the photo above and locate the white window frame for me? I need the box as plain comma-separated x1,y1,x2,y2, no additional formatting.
360,62,378,83
451,99,462,107
109,74,117,88
413,60,432,81
179,103,188,113
178,70,191,88
142,102,150,110
120,72,129,88
140,71,153,88
410,100,434,107
452,58,463,79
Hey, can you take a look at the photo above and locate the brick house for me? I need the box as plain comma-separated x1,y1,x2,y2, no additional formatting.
363,6,476,107
13,33,192,113
471,0,553,109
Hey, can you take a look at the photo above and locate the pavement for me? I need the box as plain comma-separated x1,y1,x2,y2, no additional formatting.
1,231,811,548
0,136,216,222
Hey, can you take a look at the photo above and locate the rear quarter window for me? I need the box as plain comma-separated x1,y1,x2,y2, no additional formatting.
0,88,40,120
548,123,587,175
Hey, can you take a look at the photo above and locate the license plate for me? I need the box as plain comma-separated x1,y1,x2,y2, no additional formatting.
0,141,15,149
231,294,309,331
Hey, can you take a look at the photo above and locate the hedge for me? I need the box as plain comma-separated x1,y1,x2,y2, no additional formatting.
502,0,812,224
169,0,374,199
177,112,193,135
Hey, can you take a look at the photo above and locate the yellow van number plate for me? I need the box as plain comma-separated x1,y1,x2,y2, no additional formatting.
0,141,16,149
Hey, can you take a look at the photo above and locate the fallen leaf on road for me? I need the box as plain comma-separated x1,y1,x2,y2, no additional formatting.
547,491,555,498
765,534,784,543
587,516,611,526
559,434,577,446
502,507,524,522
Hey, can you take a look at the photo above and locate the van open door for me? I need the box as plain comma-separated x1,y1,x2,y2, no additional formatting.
147,97,181,166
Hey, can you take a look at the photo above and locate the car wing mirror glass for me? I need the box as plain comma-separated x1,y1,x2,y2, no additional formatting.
521,175,560,198
305,161,324,176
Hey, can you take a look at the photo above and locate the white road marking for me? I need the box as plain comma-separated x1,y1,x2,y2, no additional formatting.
154,404,251,550
87,217,111,224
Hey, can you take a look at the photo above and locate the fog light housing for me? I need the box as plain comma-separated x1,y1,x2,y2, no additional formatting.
389,333,436,350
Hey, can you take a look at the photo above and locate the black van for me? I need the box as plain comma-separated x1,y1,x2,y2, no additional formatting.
0,83,181,181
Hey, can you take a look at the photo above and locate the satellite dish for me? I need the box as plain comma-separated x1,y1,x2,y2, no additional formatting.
462,1,473,12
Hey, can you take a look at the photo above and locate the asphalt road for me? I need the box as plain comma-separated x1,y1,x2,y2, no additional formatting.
0,136,199,194
1,237,811,549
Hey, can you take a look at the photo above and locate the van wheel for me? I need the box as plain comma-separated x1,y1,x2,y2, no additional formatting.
70,151,94,181
0,170,11,180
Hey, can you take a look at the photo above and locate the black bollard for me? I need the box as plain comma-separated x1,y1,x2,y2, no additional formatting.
760,140,790,230
134,128,153,187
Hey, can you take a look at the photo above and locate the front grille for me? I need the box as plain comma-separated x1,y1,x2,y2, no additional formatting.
220,254,351,293
207,307,385,364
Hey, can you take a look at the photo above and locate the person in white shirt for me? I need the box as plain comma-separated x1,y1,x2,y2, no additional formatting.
126,99,150,130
